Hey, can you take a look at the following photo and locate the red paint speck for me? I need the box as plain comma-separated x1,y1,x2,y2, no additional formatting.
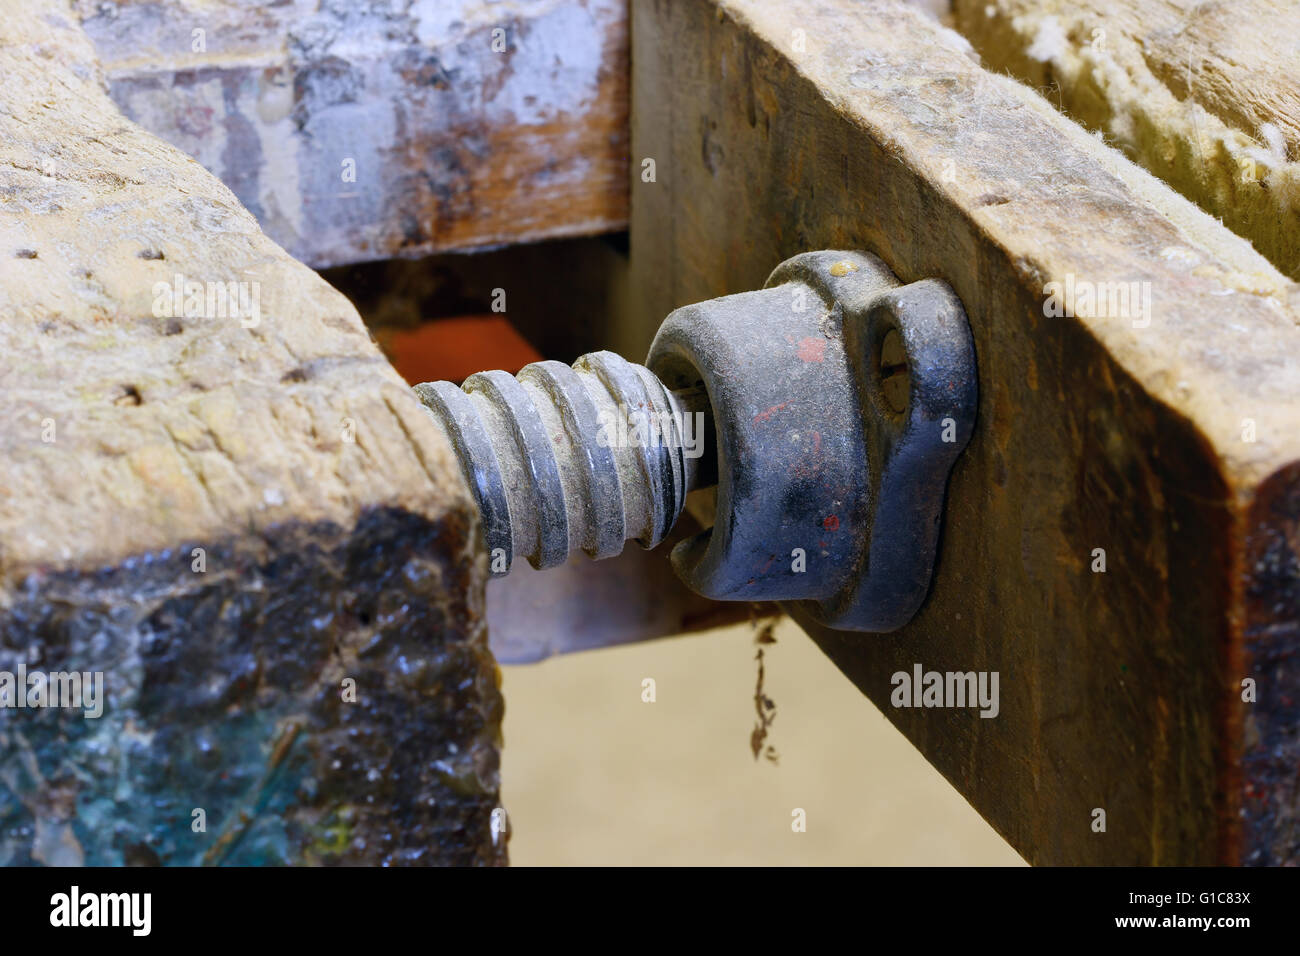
796,337,826,363
753,402,789,424
823,515,840,531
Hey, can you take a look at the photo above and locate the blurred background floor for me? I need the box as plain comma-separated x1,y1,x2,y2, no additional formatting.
501,617,1025,865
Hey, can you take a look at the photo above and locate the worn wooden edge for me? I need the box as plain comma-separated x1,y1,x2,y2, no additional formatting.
0,0,478,581
710,0,1300,495
951,0,1300,281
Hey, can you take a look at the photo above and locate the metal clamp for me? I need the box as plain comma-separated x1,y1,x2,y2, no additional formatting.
415,250,976,633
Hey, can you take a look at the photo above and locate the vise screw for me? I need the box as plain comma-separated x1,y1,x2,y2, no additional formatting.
415,251,977,634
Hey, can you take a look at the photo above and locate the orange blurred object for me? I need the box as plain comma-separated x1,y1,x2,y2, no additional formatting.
385,314,545,385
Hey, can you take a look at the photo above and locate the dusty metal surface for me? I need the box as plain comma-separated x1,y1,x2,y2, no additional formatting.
415,353,701,576
648,250,977,631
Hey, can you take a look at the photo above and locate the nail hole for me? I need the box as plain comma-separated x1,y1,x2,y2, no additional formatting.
116,384,143,406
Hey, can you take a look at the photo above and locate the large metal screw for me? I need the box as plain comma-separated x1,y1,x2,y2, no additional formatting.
416,250,977,634
414,352,712,576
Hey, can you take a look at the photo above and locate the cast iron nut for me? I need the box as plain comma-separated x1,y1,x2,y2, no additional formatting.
415,250,977,634
647,250,977,632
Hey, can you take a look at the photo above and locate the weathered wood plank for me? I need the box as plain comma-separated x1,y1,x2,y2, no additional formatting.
72,0,629,269
630,0,1300,864
0,2,503,865
952,0,1300,280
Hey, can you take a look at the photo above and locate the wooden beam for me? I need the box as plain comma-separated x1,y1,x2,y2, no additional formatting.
0,2,502,865
72,0,629,269
630,0,1300,864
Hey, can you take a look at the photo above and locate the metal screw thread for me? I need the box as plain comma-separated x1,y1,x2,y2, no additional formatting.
414,351,703,577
